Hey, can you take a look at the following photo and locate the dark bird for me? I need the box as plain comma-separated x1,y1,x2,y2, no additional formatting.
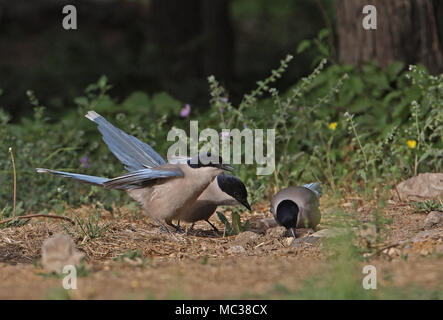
270,183,322,239
180,174,251,232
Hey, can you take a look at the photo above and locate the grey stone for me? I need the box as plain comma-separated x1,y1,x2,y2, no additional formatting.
266,226,288,238
255,218,278,233
41,233,84,273
311,228,346,238
228,245,247,255
412,228,443,243
233,231,261,247
423,211,443,229
396,173,443,202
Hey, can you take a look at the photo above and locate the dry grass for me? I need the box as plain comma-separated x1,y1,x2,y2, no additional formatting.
0,193,442,299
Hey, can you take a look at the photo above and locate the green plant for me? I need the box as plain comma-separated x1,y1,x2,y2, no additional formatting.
216,210,249,236
63,206,112,241
297,28,335,65
114,249,149,267
37,262,90,279
410,199,443,213
1,32,441,218
45,287,72,300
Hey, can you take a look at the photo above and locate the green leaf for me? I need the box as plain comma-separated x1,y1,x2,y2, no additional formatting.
231,212,242,234
297,40,311,54
386,61,404,82
217,211,233,234
318,28,330,40
98,75,108,89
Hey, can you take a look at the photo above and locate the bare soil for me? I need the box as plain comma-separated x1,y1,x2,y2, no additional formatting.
0,194,442,299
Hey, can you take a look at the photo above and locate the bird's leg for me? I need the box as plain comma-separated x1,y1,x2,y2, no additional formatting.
290,227,297,246
185,223,195,236
154,218,173,234
205,219,220,234
166,219,185,234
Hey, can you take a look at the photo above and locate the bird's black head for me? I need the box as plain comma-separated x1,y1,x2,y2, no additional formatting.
217,174,251,210
275,200,299,229
187,152,234,171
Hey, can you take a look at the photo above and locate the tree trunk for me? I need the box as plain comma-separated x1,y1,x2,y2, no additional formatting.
335,0,443,73
150,0,203,79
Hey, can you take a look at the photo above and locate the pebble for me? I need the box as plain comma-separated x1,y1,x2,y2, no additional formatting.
228,245,247,255
423,211,443,230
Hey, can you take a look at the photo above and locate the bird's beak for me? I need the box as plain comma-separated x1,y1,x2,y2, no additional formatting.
240,199,252,211
219,163,234,172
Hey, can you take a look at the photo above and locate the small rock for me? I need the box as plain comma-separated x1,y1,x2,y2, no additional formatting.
412,228,443,243
266,226,288,238
286,236,320,247
255,218,278,233
228,245,247,255
285,237,293,246
395,173,443,202
297,236,319,245
423,211,443,230
311,228,346,238
385,247,401,257
233,231,261,247
303,236,320,244
41,233,84,273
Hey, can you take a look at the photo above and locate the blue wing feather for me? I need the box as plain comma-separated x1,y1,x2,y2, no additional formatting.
85,111,166,171
103,168,183,189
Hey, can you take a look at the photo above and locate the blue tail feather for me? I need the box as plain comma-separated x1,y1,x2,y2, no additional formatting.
302,182,322,199
36,168,108,186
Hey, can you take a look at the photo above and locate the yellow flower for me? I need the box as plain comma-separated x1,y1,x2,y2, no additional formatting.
329,122,337,130
407,140,417,149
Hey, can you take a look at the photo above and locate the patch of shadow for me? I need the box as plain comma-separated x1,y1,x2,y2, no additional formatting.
0,244,34,265
186,229,221,238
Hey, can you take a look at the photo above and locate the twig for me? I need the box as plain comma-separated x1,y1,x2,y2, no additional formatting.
8,147,17,218
394,185,403,203
0,214,75,226
368,242,400,258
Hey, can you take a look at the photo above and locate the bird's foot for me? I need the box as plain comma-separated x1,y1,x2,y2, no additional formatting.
154,218,174,235
166,220,185,234
186,223,195,235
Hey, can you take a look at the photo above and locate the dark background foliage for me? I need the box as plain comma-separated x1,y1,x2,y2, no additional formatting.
0,0,330,119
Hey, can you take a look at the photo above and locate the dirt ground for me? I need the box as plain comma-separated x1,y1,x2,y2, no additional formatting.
0,194,442,299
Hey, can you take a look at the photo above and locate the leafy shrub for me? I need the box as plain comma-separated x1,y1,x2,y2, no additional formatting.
1,50,441,215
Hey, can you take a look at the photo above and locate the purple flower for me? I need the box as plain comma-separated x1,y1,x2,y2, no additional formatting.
243,122,248,129
221,97,228,103
220,131,230,138
79,155,89,168
180,104,191,118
